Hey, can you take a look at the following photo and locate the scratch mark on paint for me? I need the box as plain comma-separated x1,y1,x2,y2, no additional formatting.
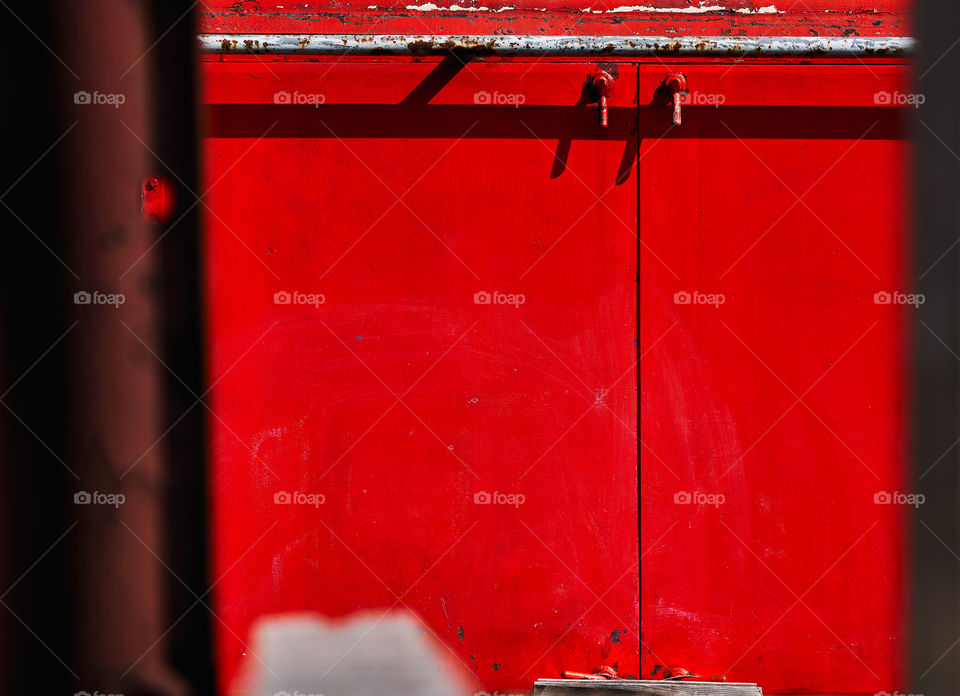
594,388,609,408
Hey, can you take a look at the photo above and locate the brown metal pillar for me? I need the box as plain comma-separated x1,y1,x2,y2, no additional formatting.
56,2,188,693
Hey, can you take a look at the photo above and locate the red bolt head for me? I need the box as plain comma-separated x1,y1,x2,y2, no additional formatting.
663,72,688,94
592,70,615,96
141,176,175,224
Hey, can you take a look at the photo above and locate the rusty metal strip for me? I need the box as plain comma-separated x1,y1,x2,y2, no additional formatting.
198,33,913,57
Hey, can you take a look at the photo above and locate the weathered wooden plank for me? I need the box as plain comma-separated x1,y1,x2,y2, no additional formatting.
532,680,762,695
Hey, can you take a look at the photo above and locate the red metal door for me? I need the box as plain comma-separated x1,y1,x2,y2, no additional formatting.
203,59,640,693
202,47,912,696
638,62,910,693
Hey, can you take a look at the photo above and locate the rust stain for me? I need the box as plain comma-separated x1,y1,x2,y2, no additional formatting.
406,37,497,55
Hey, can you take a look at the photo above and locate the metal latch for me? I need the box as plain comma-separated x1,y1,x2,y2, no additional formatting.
662,72,689,127
591,70,615,128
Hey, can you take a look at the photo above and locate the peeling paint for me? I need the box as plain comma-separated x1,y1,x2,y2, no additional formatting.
405,2,516,11
596,4,726,13
735,4,779,13
581,2,780,13
390,0,782,14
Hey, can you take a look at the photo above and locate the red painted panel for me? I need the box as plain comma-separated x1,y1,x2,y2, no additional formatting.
200,0,911,38
203,61,640,694
638,63,910,693
202,52,911,695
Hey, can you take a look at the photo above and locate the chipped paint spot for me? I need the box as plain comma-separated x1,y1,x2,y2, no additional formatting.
458,625,465,642
594,388,609,408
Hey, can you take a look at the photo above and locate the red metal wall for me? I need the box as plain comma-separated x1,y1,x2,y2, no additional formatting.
201,3,912,693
